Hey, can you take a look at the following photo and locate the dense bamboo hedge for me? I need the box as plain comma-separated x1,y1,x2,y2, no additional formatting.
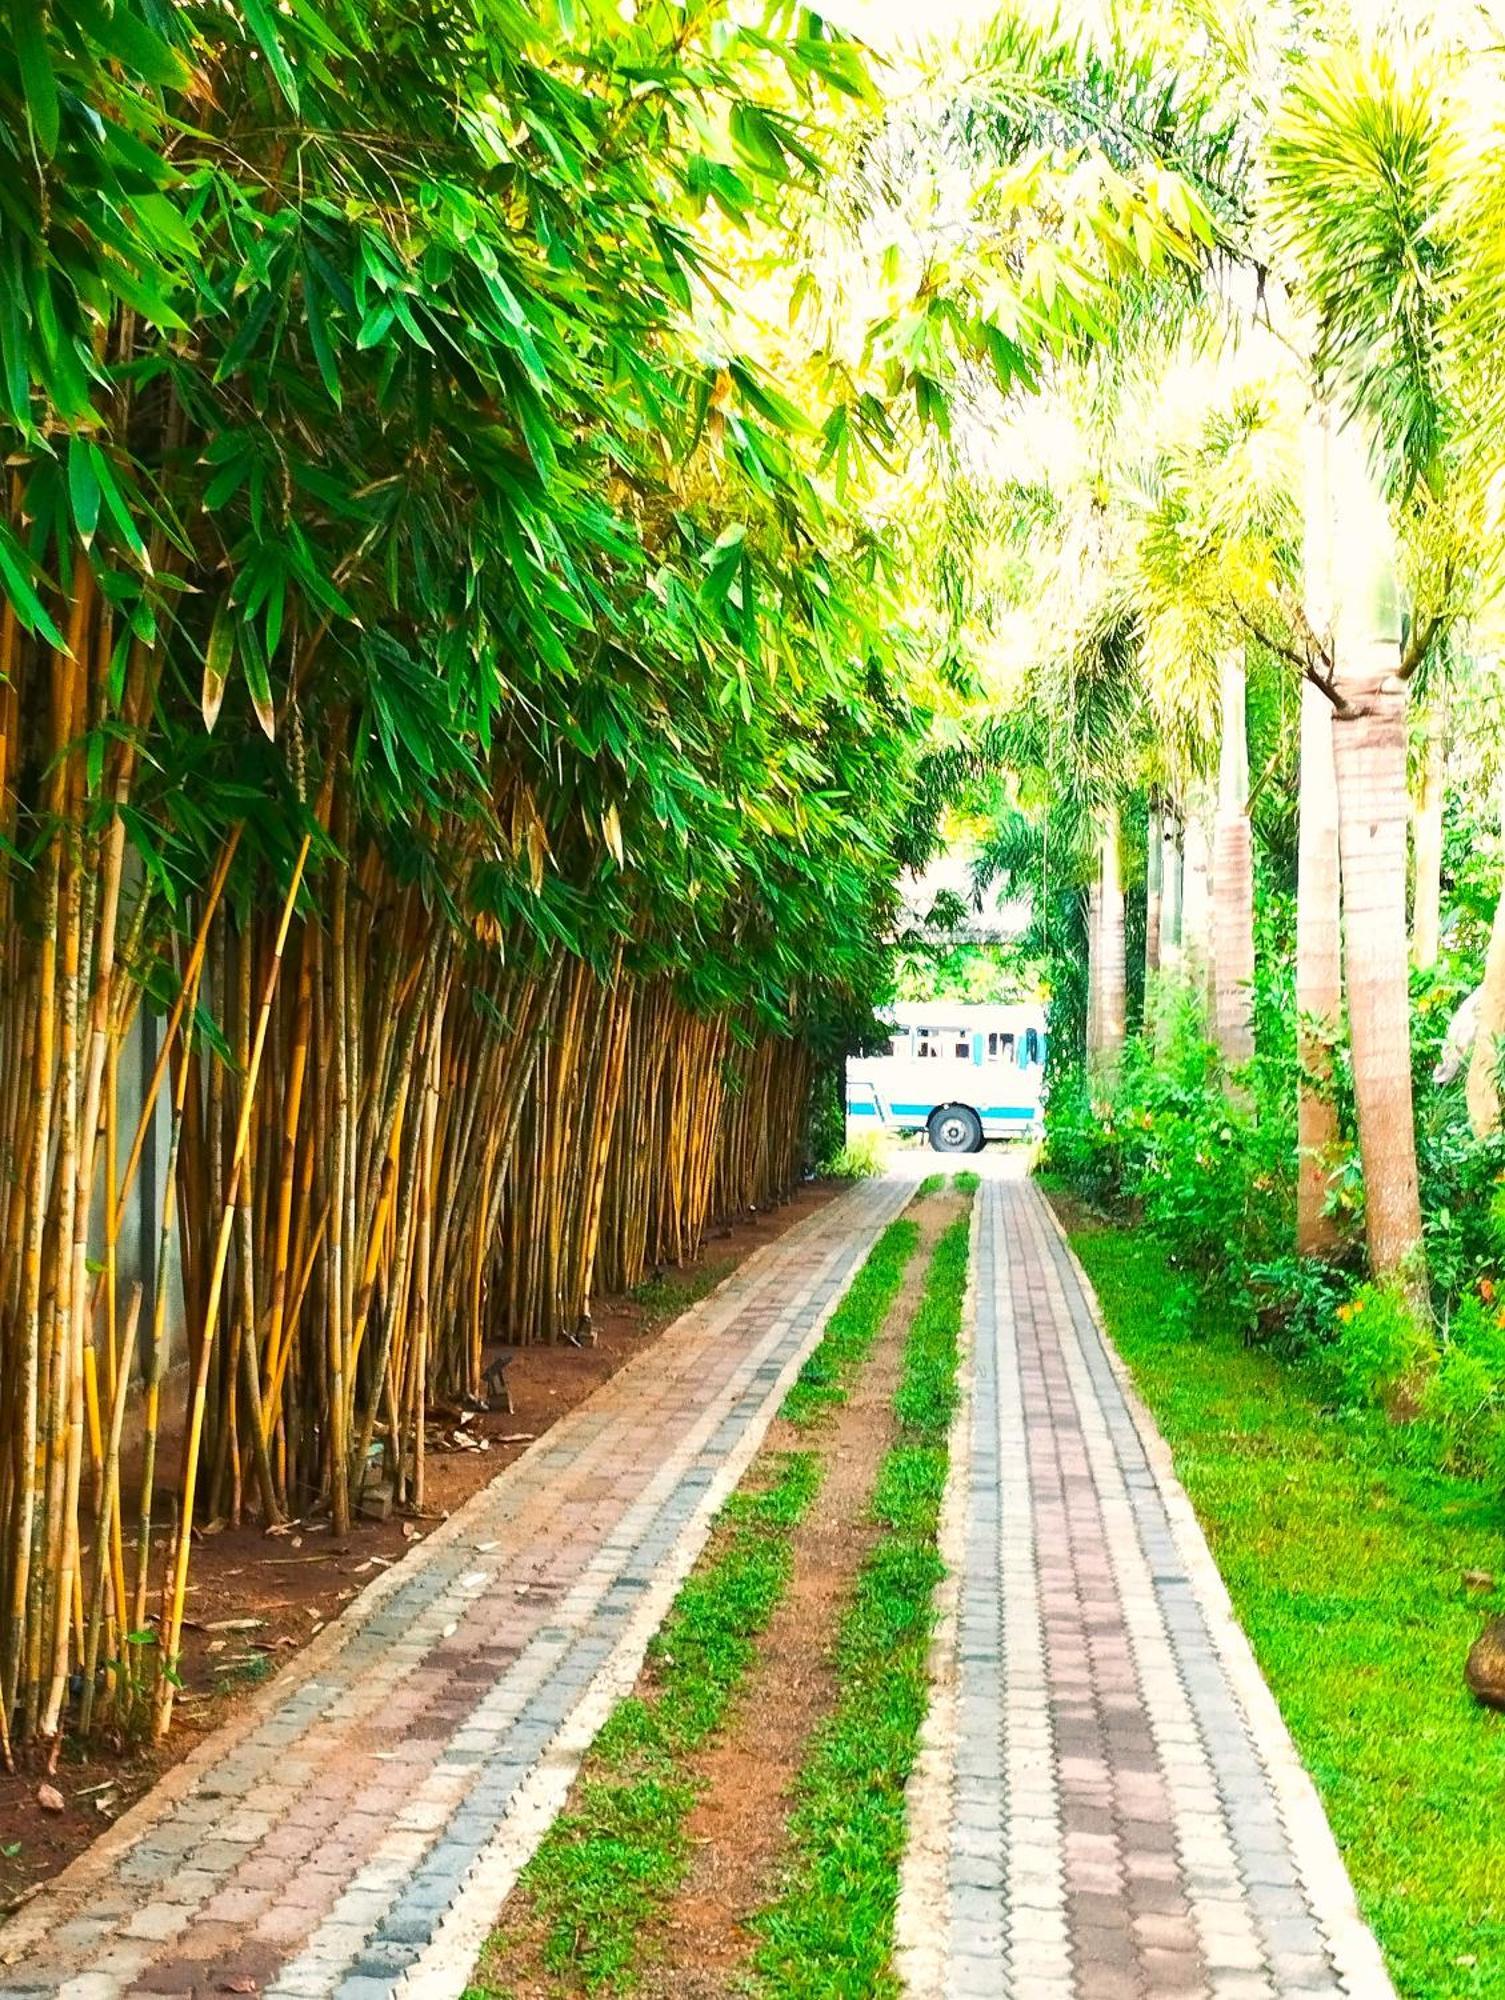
0,0,932,1757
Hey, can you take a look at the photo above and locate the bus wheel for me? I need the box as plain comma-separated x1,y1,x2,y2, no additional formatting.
928,1106,982,1154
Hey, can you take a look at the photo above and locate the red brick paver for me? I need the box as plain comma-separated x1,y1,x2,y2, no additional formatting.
897,1156,1396,2000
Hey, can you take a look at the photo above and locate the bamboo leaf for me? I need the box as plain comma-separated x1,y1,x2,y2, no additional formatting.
0,521,66,647
242,627,277,741
601,802,624,867
15,0,60,158
203,598,235,731
68,436,101,549
240,0,301,110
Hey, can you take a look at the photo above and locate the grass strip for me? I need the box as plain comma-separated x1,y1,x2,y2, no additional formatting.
467,1213,923,1997
750,1202,971,2000
780,1217,918,1429
1065,1211,1505,2000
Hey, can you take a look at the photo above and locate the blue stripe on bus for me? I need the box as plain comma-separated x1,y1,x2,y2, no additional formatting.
886,1103,1036,1121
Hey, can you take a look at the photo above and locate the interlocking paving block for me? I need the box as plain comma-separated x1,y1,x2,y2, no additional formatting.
0,1168,922,1999
895,1156,1397,2000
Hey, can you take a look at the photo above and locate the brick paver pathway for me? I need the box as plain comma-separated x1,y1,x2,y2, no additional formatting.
897,1158,1395,2000
0,1169,921,2000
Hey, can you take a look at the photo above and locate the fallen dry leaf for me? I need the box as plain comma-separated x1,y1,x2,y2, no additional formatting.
36,1784,64,1813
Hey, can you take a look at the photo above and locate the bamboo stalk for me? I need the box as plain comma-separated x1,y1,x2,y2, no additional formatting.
155,834,311,1738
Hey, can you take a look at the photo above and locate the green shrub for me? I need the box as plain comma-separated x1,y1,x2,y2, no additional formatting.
1329,1280,1437,1415
821,1130,888,1180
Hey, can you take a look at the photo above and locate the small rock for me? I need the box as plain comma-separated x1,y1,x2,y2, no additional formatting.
1463,1569,1495,1593
36,1784,64,1813
357,1483,394,1523
1465,1616,1505,1710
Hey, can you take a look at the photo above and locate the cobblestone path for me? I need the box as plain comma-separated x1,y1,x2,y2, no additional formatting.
897,1158,1394,2000
0,1169,920,2000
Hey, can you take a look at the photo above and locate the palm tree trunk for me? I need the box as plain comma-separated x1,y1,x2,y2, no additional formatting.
1212,649,1255,1065
1085,874,1103,1062
1145,805,1163,987
1411,685,1447,971
1159,813,1183,968
1312,409,1425,1292
1297,678,1342,1255
1096,806,1126,1062
1332,664,1425,1289
1180,788,1214,1001
1466,892,1505,1138
1465,771,1505,1137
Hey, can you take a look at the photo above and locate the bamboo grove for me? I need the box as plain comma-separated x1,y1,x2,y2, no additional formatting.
0,0,937,1756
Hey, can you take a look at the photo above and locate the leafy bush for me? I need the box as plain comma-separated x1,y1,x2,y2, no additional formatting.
1044,921,1505,1489
1424,1288,1505,1482
821,1130,889,1180
1328,1280,1437,1415
1043,986,1293,1323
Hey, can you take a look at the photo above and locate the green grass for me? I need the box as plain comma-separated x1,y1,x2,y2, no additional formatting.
750,1205,971,1999
1064,1210,1505,2000
780,1218,918,1429
468,1214,924,1997
627,1262,730,1320
951,1168,980,1194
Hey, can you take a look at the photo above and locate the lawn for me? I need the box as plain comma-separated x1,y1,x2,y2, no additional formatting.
1063,1210,1505,2000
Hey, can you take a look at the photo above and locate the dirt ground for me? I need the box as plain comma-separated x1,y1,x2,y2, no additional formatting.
0,1181,837,1917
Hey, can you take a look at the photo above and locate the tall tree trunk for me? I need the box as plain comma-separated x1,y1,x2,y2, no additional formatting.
1212,650,1255,1065
1466,772,1505,1137
1317,413,1425,1293
1180,789,1214,1002
1145,804,1163,987
1085,874,1103,1063
1096,806,1126,1063
1411,684,1447,971
1296,678,1342,1255
1159,813,1183,968
1333,668,1424,1287
1467,891,1505,1138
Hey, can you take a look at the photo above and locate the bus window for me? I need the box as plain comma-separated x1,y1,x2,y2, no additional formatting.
889,1031,910,1059
916,1026,962,1061
1024,1027,1041,1066
953,1033,970,1061
986,1031,1016,1063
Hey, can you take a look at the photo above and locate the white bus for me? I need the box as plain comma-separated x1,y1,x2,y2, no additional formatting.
845,1001,1048,1153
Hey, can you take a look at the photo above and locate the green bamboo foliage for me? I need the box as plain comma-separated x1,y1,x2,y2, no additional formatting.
0,0,1215,1756
0,0,923,1754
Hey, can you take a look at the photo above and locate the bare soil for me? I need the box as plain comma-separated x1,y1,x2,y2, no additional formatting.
482,1187,961,2000
0,1181,837,1917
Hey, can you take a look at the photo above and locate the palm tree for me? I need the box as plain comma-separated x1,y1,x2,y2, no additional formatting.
1411,680,1449,970
1296,673,1344,1253
1212,648,1255,1063
1268,43,1472,1292
1096,806,1128,1062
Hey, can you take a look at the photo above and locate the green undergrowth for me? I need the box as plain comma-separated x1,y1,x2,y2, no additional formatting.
467,1211,925,1998
1064,1208,1505,2000
750,1202,972,1999
627,1260,732,1322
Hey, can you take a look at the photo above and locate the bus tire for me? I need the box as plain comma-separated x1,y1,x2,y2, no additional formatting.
928,1105,982,1154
